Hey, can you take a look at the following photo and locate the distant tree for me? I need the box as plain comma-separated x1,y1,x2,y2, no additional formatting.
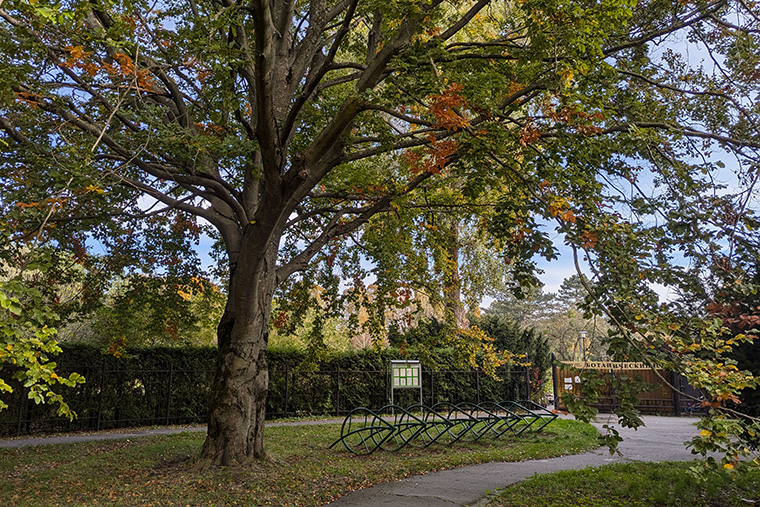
473,314,550,376
552,275,609,361
59,274,225,348
485,286,557,328
387,317,446,348
486,277,610,361
268,285,352,354
556,275,590,310
471,313,550,401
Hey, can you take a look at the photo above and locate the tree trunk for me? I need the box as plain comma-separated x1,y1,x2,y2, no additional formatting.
198,230,278,466
443,220,470,329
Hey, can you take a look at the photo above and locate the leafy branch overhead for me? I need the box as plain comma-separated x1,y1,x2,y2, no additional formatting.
1,0,759,467
0,279,85,418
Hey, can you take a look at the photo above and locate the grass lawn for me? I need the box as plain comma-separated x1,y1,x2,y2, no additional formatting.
0,418,597,506
488,461,760,507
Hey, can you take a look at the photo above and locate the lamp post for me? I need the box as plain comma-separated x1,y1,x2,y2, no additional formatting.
581,331,588,362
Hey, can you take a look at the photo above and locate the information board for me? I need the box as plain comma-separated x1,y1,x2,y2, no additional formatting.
392,363,421,388
390,360,422,406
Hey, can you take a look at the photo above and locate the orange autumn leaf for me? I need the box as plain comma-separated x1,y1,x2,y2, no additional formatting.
561,209,576,223
14,91,40,107
519,124,541,146
429,83,470,130
580,230,598,248
15,201,41,209
404,139,459,175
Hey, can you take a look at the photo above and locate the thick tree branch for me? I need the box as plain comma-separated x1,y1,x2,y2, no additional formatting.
251,0,283,178
276,172,434,282
362,104,434,127
281,0,359,147
117,174,240,245
600,122,760,149
289,0,351,95
315,71,363,92
438,0,490,41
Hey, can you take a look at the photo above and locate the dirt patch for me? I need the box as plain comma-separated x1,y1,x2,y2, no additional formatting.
150,453,194,475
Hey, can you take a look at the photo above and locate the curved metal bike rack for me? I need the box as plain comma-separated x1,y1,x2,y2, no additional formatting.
329,400,558,455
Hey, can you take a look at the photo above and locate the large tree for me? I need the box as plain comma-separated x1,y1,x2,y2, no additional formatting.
2,0,760,467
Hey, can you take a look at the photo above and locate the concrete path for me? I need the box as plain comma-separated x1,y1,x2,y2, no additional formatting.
0,418,344,448
0,425,207,448
324,415,707,507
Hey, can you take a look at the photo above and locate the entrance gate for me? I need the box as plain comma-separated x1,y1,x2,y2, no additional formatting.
552,358,704,415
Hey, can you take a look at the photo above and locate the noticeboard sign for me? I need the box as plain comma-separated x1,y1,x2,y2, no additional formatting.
390,360,422,406
392,361,421,388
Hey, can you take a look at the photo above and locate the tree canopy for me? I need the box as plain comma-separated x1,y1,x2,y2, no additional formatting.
1,0,759,468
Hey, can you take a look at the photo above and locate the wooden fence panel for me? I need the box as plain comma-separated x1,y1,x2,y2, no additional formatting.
552,360,702,415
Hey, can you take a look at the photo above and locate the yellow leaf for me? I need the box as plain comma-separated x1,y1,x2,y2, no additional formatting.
724,463,734,470
699,430,711,437
177,288,193,301
559,68,574,87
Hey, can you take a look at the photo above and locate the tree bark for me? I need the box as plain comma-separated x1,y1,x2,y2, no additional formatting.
199,228,278,466
444,219,470,329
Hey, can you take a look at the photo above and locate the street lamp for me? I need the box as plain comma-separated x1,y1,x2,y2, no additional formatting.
580,331,588,362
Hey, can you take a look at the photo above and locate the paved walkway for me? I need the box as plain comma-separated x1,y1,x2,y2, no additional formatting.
325,415,708,507
0,418,342,448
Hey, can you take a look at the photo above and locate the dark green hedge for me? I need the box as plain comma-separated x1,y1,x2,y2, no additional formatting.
0,344,528,436
266,347,528,417
0,344,218,436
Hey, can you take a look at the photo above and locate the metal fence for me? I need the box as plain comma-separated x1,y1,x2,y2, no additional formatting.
1,362,530,436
